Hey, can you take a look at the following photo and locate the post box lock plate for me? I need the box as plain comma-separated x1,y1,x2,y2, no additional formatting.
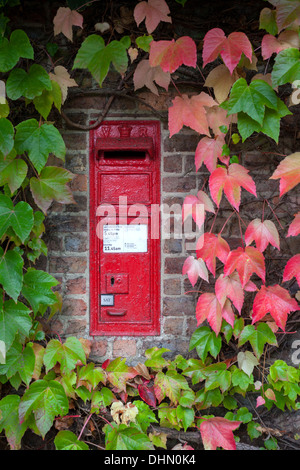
105,273,129,294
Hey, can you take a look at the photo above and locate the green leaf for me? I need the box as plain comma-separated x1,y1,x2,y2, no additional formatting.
0,29,33,73
0,299,32,351
182,358,206,385
0,153,28,193
6,64,52,101
136,34,153,52
77,362,106,389
19,379,69,438
105,357,137,392
259,7,278,35
231,367,253,391
73,34,129,87
189,326,222,361
272,48,300,87
0,395,27,449
134,400,158,433
43,337,86,375
21,268,59,315
238,323,277,359
0,100,10,118
176,405,195,431
179,389,195,408
54,430,89,450
30,166,74,214
90,388,116,412
0,340,35,386
204,363,231,393
33,81,62,120
222,78,278,125
104,422,154,450
144,346,170,370
0,118,14,156
0,195,34,243
15,120,66,174
154,370,190,404
0,247,23,302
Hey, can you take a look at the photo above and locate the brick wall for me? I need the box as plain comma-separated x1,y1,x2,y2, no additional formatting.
44,88,300,365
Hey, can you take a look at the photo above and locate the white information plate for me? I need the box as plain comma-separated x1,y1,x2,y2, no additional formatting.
103,225,148,253
100,294,114,306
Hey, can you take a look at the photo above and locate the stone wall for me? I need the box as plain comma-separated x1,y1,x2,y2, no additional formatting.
43,88,300,365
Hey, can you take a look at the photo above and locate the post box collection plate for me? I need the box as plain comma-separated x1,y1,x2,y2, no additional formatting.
89,121,161,336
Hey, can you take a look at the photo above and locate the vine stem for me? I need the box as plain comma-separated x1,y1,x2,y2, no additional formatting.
219,211,234,235
78,413,93,441
209,206,220,233
265,199,284,230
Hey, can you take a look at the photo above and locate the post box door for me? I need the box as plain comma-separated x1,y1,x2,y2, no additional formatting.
89,121,161,336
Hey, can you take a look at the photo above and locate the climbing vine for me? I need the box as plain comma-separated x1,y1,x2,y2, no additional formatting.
0,0,299,451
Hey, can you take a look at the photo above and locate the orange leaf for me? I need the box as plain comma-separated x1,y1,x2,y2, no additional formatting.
168,93,217,137
134,0,171,34
53,7,83,42
283,254,300,286
287,212,300,237
261,31,300,60
209,163,257,211
252,284,299,331
199,417,241,450
215,272,244,314
270,152,300,197
245,219,280,252
133,59,170,95
196,292,227,335
149,36,197,73
196,232,230,277
202,28,252,74
224,246,265,287
195,135,225,173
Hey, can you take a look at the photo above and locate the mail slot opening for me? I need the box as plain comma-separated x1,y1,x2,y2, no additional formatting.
103,150,146,159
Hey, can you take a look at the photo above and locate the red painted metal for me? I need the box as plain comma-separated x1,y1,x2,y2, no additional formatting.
89,121,161,336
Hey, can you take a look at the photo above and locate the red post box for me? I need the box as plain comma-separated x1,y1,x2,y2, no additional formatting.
89,121,161,336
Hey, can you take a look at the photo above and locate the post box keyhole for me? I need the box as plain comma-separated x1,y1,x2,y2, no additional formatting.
111,277,115,286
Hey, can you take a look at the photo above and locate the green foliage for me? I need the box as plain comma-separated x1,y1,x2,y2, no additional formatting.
73,34,130,87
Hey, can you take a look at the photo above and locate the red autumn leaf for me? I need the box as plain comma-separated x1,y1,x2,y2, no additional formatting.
206,105,236,137
182,190,215,227
224,246,265,287
209,163,257,211
196,293,234,335
199,417,241,450
53,7,83,42
252,284,299,331
133,59,170,95
182,256,209,286
202,27,253,74
196,232,230,277
168,92,217,137
195,135,225,173
134,0,172,34
261,30,300,60
138,383,157,407
288,212,300,237
245,219,280,252
215,272,244,314
283,254,300,286
270,152,300,197
149,36,197,73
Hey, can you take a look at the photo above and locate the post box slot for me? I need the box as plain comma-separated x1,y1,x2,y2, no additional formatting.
103,150,146,159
